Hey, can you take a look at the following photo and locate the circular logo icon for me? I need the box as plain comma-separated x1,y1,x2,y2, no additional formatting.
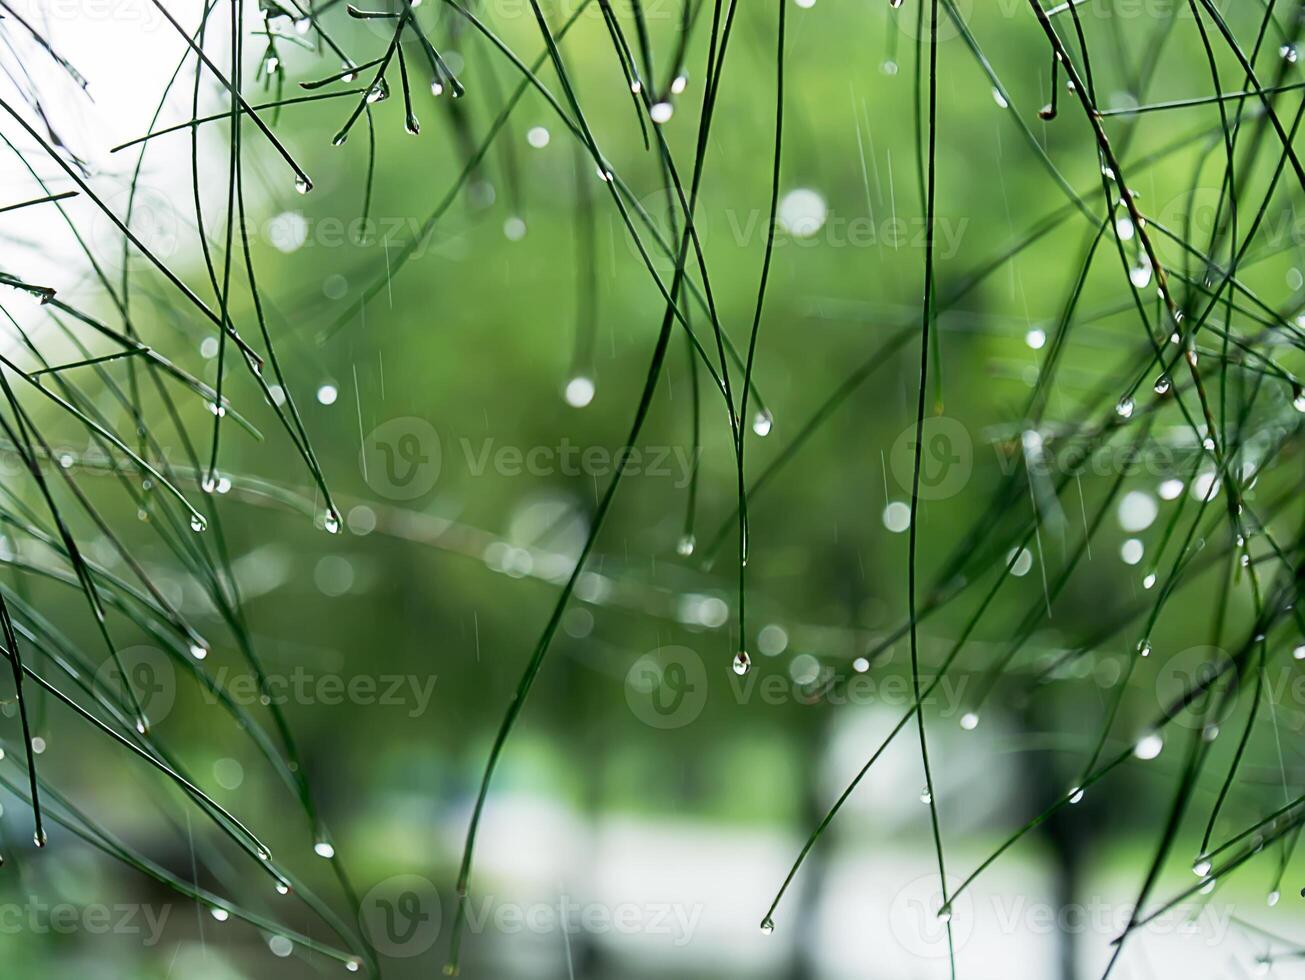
94,645,176,727
624,646,708,729
888,873,973,959
890,416,973,500
360,874,442,958
90,187,180,271
1154,645,1234,729
360,417,441,500
626,187,709,276
1154,186,1229,250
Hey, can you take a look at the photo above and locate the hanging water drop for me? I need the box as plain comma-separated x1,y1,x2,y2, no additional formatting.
919,786,932,804
189,642,208,660
314,840,336,859
676,534,696,557
752,410,773,437
323,510,341,535
1136,639,1151,657
1068,786,1084,804
1153,374,1170,395
960,711,978,731
1292,383,1305,412
1115,395,1135,419
294,176,312,194
759,917,775,935
190,514,207,533
1192,858,1211,877
1133,730,1163,760
732,651,752,676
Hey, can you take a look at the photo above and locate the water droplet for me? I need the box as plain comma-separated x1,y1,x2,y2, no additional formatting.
210,906,230,921
565,376,595,407
1116,216,1135,241
189,642,208,660
676,534,696,557
323,510,342,535
1294,645,1305,660
671,74,688,95
431,80,445,96
190,514,207,533
317,383,338,405
919,786,932,804
33,830,46,848
1068,787,1084,804
1292,383,1305,412
1193,858,1211,877
294,17,310,34
1133,730,1164,760
1025,327,1046,349
275,880,291,895
960,711,979,731
346,960,361,973
527,126,550,148
1267,890,1281,907
201,473,218,494
759,917,775,935
1129,260,1152,288
732,651,752,676
650,101,674,124
1136,639,1152,657
295,176,312,194
992,88,1008,109
752,410,773,437
1153,375,1170,395
314,841,335,859
1115,395,1135,419
1142,572,1156,589
1282,43,1298,63
208,401,226,418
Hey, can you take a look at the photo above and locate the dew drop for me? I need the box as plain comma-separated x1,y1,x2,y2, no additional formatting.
991,88,1008,109
1129,260,1152,289
671,74,688,95
323,510,342,535
759,917,775,935
1282,43,1298,63
960,711,979,731
919,786,932,804
676,534,696,557
732,651,752,676
1025,327,1046,350
33,830,47,848
1133,730,1163,760
189,642,208,660
565,376,595,407
1153,375,1170,395
752,410,773,437
1068,786,1084,804
1136,639,1152,657
275,880,291,896
650,101,674,124
210,906,230,921
1267,890,1280,907
1292,383,1305,412
314,840,335,859
1115,395,1135,419
347,960,361,973
294,176,312,195
1193,858,1211,877
190,514,207,533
